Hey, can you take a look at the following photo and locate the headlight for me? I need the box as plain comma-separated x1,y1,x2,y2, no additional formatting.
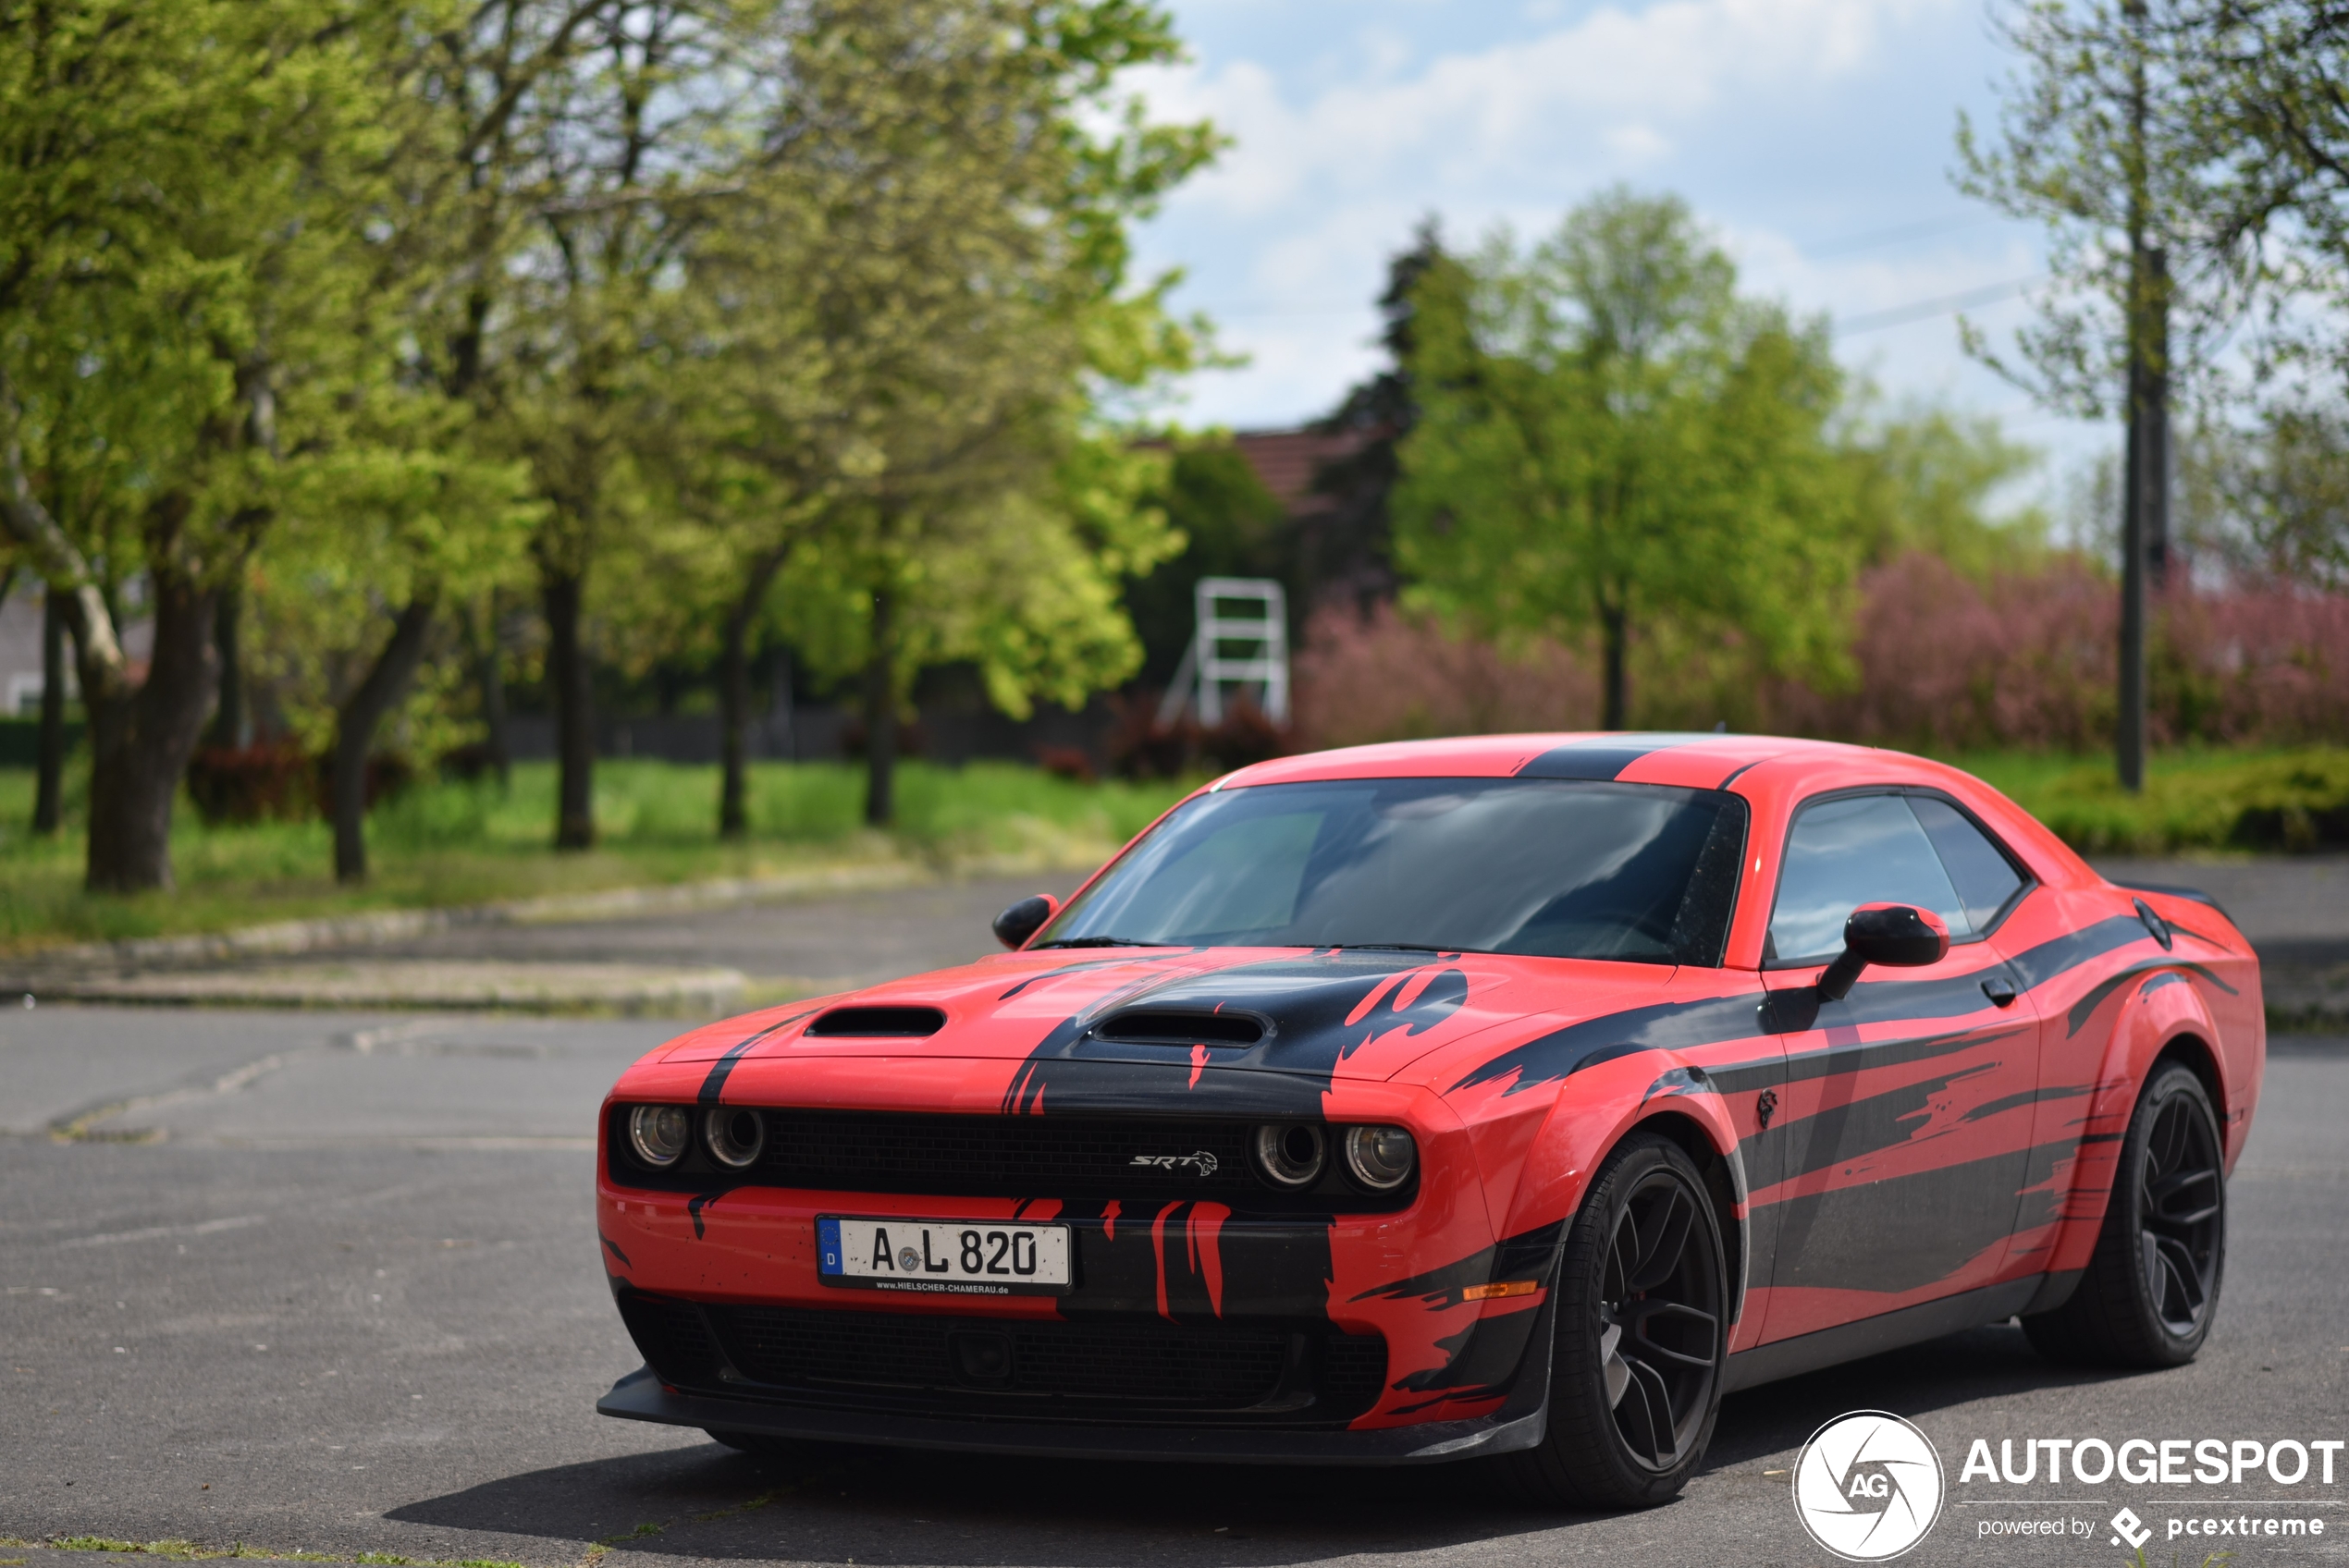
702,1106,766,1170
1253,1122,1327,1188
1342,1124,1416,1192
627,1105,691,1168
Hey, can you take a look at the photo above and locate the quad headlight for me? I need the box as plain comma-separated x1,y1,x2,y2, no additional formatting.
1252,1122,1327,1188
626,1105,692,1168
702,1105,766,1170
1342,1124,1417,1192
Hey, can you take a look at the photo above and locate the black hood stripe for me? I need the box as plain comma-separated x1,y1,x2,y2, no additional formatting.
696,1010,817,1104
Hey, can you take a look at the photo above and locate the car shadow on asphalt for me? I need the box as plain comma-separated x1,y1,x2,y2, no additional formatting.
387,1323,2147,1563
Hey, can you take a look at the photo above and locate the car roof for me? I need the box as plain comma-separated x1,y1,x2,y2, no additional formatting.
1209,731,2097,895
1223,731,1852,791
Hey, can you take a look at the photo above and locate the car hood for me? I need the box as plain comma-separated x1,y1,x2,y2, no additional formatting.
657,945,1686,1092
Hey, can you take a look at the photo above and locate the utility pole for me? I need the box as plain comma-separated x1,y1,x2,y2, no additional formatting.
2117,0,2169,794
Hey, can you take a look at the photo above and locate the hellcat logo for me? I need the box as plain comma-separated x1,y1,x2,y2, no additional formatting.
1129,1151,1220,1176
1792,1411,1947,1562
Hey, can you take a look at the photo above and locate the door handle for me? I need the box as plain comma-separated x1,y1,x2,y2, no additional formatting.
1981,975,2018,1008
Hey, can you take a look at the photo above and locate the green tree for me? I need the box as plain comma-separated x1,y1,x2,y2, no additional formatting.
651,0,1211,829
1393,190,1860,730
1840,400,2048,577
1954,0,2277,788
0,0,419,891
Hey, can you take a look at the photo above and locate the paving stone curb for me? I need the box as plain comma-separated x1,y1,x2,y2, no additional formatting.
0,849,1085,983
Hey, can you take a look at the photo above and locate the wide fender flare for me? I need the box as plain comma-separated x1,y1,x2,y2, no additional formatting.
1490,1052,1751,1327
2041,964,2233,1279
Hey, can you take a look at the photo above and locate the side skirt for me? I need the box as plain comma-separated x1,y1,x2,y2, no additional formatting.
1720,1278,2048,1394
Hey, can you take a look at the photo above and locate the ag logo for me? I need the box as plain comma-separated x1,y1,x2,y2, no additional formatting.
1791,1410,1946,1562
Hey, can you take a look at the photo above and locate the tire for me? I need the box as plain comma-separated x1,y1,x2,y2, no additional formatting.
2023,1060,2225,1368
1499,1133,1728,1510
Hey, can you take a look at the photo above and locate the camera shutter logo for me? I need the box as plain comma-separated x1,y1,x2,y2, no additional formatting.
1791,1411,1946,1562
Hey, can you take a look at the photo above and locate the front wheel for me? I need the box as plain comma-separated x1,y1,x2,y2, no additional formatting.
1500,1132,1727,1509
2023,1060,2226,1367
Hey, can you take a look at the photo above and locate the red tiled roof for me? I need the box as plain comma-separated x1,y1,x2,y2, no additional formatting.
1231,428,1370,518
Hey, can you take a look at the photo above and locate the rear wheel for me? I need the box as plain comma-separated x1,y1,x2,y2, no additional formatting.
1500,1133,1727,1509
2023,1060,2225,1367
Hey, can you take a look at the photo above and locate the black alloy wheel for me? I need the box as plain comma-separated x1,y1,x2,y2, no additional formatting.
1501,1133,1727,1509
2023,1060,2226,1367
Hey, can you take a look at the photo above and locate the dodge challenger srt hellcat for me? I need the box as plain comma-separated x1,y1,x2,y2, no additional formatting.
593,732,2262,1506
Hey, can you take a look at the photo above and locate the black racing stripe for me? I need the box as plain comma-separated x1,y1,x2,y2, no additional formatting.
687,1192,722,1240
1515,734,1713,780
2137,972,2189,998
1757,1137,2083,1294
1350,1220,1564,1308
1451,920,2141,1099
1450,992,1765,1096
2005,914,2152,990
1963,1083,2092,1123
1716,756,1770,788
599,1232,633,1268
997,949,1197,1000
1742,1056,2018,1184
695,1011,814,1104
1781,1022,2032,1088
2065,958,2239,1035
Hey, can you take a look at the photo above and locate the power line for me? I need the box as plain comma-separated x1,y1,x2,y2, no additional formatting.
1833,276,2039,337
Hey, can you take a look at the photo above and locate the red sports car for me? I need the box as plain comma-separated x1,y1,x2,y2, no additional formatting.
594,733,2263,1506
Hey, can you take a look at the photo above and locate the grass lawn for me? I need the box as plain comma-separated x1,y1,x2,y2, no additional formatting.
0,759,1195,952
4,742,2339,953
1949,745,2349,856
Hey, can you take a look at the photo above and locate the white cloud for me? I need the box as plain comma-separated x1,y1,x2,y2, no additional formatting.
1130,0,2105,484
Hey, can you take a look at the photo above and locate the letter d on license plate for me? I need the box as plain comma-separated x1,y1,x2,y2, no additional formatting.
818,1216,1073,1296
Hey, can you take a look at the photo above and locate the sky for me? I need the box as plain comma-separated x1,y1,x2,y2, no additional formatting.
1123,0,2113,501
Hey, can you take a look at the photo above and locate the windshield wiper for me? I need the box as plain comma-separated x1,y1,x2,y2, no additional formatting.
1034,936,1158,949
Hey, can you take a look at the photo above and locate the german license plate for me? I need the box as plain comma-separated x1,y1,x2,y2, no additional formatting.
818,1216,1073,1296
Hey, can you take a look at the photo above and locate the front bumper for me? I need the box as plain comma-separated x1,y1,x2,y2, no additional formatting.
596,1346,1553,1466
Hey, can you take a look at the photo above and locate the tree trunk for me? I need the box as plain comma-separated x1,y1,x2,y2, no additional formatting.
32,587,68,835
1598,598,1629,730
466,595,511,785
862,585,896,827
544,568,596,850
81,567,219,893
208,583,248,749
718,547,791,840
333,594,437,884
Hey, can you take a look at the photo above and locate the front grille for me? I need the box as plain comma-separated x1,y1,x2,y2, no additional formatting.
621,1292,1384,1423
757,1110,1262,1199
604,1108,1415,1210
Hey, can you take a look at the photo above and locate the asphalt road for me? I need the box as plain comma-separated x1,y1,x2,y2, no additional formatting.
4,892,2348,1565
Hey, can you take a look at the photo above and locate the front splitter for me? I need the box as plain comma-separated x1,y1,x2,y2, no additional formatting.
596,1366,1547,1466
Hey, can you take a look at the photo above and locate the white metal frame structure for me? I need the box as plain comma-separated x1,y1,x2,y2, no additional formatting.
1156,576,1289,727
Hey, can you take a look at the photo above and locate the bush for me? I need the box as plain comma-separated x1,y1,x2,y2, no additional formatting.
186,741,315,826
1998,749,2349,854
1291,557,2349,754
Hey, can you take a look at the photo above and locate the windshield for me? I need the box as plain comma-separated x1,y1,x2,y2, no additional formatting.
1037,778,1749,965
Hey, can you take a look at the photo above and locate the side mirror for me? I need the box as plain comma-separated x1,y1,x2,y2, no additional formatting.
1816,902,1949,1002
992,893,1060,950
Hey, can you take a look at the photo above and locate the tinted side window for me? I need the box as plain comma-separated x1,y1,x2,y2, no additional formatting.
1768,794,1968,964
1910,796,2026,929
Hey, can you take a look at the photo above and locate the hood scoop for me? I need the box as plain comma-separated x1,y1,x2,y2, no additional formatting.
1092,1008,1268,1047
806,1005,946,1038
